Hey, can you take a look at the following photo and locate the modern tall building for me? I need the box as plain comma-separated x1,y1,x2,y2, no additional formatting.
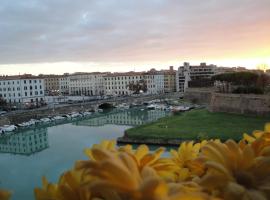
176,62,217,92
69,72,106,96
0,74,45,106
161,66,177,93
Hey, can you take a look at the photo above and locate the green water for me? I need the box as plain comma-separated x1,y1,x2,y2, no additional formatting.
0,109,170,200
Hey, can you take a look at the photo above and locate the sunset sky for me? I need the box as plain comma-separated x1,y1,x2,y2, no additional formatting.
0,0,270,75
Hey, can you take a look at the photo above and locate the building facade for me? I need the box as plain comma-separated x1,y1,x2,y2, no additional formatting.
59,74,70,95
145,69,165,94
69,72,106,96
176,62,217,92
39,75,60,95
162,66,176,93
0,75,45,106
104,72,145,96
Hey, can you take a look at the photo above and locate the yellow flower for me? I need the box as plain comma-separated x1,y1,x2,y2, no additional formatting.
84,140,117,160
34,169,94,200
34,177,59,200
199,140,270,199
240,123,270,156
170,142,205,180
0,190,11,200
76,148,212,200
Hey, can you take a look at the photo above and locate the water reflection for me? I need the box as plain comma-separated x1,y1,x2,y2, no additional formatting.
0,127,49,155
74,109,170,127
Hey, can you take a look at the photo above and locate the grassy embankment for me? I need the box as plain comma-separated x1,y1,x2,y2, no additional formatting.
125,109,270,141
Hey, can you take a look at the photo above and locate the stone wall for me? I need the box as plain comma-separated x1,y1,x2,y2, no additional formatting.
184,88,213,104
209,93,270,116
184,88,270,116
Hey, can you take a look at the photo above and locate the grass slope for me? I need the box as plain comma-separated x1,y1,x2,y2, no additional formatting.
125,109,270,141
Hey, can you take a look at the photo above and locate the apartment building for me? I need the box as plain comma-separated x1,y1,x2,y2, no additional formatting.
69,72,106,96
176,62,217,92
38,75,60,95
104,72,145,96
145,69,165,94
0,74,45,106
59,74,70,95
161,66,176,93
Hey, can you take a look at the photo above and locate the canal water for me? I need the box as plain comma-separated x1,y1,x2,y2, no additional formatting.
0,109,171,200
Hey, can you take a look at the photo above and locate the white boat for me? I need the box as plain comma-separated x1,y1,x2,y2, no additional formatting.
40,118,51,123
97,109,103,112
83,112,92,116
53,116,65,120
18,122,30,127
172,106,190,112
117,103,130,110
29,119,40,124
71,113,82,118
63,114,71,119
2,125,17,132
147,104,158,110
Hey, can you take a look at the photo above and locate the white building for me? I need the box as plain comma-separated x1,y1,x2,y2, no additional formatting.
176,62,217,92
145,69,164,94
104,72,145,96
59,74,70,95
0,75,45,106
69,72,106,96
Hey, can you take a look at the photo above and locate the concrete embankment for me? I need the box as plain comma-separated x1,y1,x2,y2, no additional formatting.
117,136,182,147
0,93,183,126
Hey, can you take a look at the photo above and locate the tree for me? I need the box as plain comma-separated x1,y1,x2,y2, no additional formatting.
128,80,147,94
0,97,7,109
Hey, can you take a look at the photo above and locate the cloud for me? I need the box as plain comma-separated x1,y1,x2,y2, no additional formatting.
0,0,269,65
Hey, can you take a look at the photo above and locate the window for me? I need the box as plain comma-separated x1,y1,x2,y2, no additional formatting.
25,92,27,96
24,80,26,84
30,92,32,96
29,80,32,84
40,91,43,95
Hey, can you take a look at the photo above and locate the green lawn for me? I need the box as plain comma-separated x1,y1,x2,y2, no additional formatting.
125,109,270,141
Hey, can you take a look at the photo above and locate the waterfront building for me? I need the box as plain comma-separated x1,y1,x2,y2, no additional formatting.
176,62,217,92
0,127,49,155
39,75,60,95
161,66,176,93
145,69,165,94
0,74,45,106
69,72,106,96
104,72,144,96
59,74,70,95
